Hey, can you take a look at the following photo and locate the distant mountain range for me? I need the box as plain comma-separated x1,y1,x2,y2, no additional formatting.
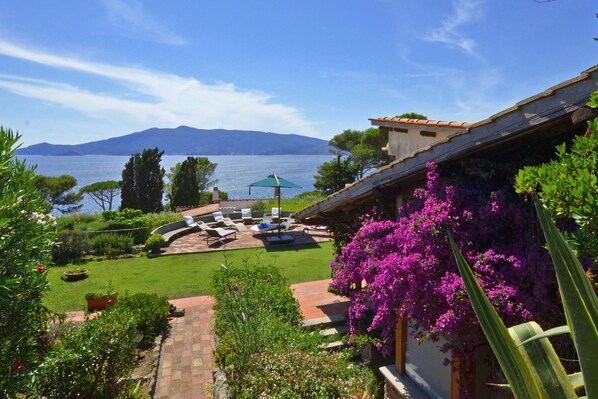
17,126,331,156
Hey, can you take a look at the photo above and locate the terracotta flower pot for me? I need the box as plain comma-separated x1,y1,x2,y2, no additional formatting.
86,296,117,312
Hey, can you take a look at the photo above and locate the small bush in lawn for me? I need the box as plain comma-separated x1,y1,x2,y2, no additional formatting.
144,234,165,253
109,293,170,346
88,233,134,257
52,231,89,265
34,310,140,399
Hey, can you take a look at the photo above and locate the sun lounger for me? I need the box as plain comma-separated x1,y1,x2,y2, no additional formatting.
250,223,279,234
272,207,281,223
241,208,253,224
262,212,273,224
212,211,226,226
204,227,237,245
183,215,199,229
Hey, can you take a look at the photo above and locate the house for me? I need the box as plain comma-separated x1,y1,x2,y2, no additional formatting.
296,66,598,398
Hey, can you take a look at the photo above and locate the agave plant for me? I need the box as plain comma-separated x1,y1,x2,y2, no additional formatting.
448,197,598,399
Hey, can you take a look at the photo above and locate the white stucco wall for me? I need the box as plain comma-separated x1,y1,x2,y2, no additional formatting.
405,334,452,399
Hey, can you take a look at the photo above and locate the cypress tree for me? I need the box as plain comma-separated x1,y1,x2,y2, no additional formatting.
120,148,165,213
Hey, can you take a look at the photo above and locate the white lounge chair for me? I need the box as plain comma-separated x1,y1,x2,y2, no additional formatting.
250,222,279,234
212,211,225,226
183,215,199,229
241,208,253,224
272,207,281,223
204,227,237,245
262,212,273,224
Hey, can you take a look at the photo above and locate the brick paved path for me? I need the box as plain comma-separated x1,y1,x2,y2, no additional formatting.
153,279,349,398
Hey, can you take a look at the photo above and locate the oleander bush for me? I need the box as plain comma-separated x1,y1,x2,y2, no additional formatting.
0,128,56,397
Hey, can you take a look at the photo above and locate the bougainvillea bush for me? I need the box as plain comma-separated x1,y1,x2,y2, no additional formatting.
331,162,563,359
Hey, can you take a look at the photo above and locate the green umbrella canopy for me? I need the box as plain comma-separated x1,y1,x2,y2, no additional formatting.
248,174,302,195
248,174,301,237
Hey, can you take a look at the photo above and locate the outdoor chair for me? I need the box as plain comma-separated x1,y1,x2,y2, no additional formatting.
250,223,279,235
204,227,237,245
281,214,296,231
241,208,253,224
183,215,199,229
195,220,214,234
212,211,226,226
272,207,281,223
262,212,273,224
221,217,248,232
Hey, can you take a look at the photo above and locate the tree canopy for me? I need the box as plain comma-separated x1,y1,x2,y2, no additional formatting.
34,174,83,214
167,156,218,209
515,92,598,263
120,148,165,213
79,180,121,211
394,111,428,120
313,156,360,195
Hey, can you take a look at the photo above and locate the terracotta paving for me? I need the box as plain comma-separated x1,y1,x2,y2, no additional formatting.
153,279,350,399
154,296,215,399
163,222,332,255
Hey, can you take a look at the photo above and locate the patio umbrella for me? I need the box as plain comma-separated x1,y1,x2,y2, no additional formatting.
248,174,302,238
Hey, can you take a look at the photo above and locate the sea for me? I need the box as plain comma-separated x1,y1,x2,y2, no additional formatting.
20,154,335,214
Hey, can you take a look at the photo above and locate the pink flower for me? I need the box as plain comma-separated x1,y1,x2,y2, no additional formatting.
37,263,45,273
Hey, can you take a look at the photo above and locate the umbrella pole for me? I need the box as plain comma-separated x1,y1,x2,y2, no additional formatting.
277,185,281,237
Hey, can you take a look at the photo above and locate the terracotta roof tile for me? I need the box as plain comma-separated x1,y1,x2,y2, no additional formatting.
369,117,472,129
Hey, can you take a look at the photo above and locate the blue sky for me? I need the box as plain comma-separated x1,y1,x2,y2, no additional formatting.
0,0,596,146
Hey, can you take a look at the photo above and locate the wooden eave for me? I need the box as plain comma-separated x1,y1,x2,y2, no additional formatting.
297,66,598,222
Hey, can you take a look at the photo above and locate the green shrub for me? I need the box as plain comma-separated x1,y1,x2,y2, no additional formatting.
212,262,378,397
240,349,378,399
144,234,166,253
102,208,143,222
52,231,89,265
88,233,134,257
213,264,302,375
110,293,169,346
0,129,56,396
139,212,181,232
250,199,266,212
34,310,140,399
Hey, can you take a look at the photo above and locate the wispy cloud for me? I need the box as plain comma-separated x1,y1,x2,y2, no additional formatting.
98,0,188,46
424,0,484,57
0,40,319,137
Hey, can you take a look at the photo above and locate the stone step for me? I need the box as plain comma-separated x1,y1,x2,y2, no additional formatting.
318,340,348,352
319,324,350,337
301,313,346,330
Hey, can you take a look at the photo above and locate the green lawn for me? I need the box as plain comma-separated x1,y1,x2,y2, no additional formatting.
44,241,335,313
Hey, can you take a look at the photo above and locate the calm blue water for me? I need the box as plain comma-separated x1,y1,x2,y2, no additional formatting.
20,155,334,214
